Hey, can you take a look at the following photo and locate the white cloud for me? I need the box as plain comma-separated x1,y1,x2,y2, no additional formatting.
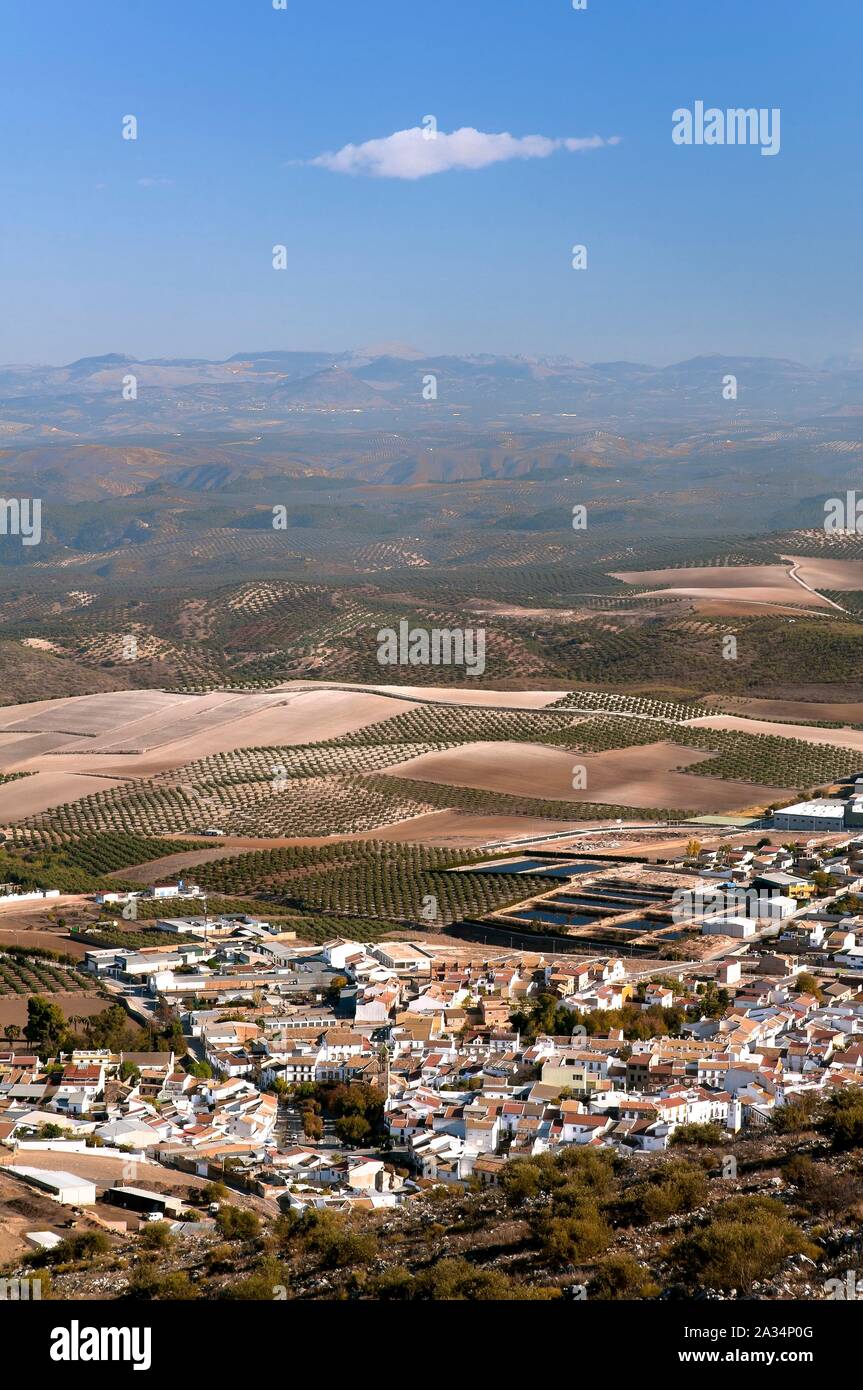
308,127,621,180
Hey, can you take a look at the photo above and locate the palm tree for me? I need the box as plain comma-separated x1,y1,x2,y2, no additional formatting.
69,1015,89,1042
3,1024,21,1046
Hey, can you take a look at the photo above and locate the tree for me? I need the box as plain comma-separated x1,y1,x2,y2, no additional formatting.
302,1112,324,1141
139,1221,174,1251
215,1205,260,1241
25,995,68,1054
88,1004,131,1050
698,982,730,1020
821,1086,863,1150
501,1160,542,1204
326,974,348,1007
784,1155,857,1214
540,1210,611,1267
685,839,702,859
299,1210,378,1269
26,1230,109,1268
670,1122,725,1147
630,1160,707,1223
795,972,824,1003
128,1263,199,1300
771,1092,820,1135
336,1113,371,1146
3,1023,21,1045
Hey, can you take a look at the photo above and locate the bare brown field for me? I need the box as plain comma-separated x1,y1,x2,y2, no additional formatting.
111,845,260,883
686,714,863,754
143,812,610,855
0,894,90,921
0,690,415,831
683,598,820,618
0,732,84,772
0,771,126,819
0,693,141,726
153,688,409,755
0,689,192,737
381,740,791,812
0,928,90,958
612,563,832,613
706,695,863,724
782,556,863,591
0,992,111,1030
0,685,575,825
365,809,590,846
0,686,408,755
70,690,297,753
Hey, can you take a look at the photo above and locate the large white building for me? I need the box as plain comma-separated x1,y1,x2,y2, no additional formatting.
772,800,847,833
8,1167,96,1205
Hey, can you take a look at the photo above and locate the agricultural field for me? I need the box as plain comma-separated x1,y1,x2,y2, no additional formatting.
0,833,209,892
71,922,202,949
782,557,863,591
2,522,863,704
549,690,714,720
610,562,833,614
7,681,861,846
370,773,678,823
326,704,582,747
702,694,863,726
268,913,412,946
1,529,862,843
380,742,782,814
684,715,863,758
182,841,562,927
564,715,863,787
0,947,108,1031
0,951,93,998
121,893,284,920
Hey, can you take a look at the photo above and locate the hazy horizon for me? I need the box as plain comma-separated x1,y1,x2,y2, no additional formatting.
3,344,861,373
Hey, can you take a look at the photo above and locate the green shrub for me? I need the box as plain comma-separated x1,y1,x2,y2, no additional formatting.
589,1255,660,1300
671,1195,820,1292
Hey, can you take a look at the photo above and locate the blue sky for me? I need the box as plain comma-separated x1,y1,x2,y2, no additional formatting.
0,0,859,364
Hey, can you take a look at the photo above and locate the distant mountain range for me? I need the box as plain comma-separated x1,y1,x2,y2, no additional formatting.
1,348,862,438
